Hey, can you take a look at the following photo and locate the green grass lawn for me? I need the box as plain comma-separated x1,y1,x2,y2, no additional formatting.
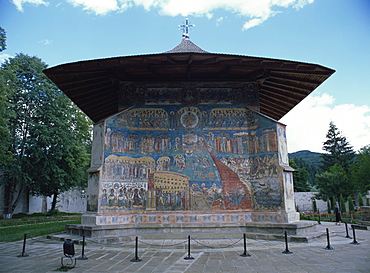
0,215,81,242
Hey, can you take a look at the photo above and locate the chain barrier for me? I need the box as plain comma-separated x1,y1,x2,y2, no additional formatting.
190,237,243,249
138,239,187,247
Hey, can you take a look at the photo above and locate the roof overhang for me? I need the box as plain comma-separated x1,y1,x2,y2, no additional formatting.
44,52,335,123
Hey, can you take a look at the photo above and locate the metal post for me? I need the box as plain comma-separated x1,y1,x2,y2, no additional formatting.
77,235,88,260
324,228,334,250
184,235,194,260
130,236,142,262
282,231,292,254
345,222,352,239
240,233,251,257
318,210,321,225
350,225,360,245
17,233,29,257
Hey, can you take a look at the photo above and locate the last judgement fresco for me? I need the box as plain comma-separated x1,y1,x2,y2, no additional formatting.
99,91,286,213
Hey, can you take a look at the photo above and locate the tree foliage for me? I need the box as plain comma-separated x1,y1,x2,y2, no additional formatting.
321,122,355,174
289,159,310,192
290,156,319,186
0,27,13,165
350,145,370,194
316,122,356,203
315,164,348,203
0,27,6,52
0,53,91,214
348,196,354,212
359,194,364,207
340,194,346,213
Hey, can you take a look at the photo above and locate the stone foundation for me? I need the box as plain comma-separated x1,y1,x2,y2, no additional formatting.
66,220,315,242
67,211,307,241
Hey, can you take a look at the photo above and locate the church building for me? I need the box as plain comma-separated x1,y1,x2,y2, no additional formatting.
44,20,334,238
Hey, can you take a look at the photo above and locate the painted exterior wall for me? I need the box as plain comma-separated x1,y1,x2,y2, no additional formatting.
84,83,298,224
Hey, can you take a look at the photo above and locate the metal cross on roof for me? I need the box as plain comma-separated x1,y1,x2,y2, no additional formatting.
178,18,195,39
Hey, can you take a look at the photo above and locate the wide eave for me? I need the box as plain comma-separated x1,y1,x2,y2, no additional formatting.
44,50,335,123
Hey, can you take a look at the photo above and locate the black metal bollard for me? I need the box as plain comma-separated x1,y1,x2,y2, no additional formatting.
17,233,29,257
240,233,251,257
77,235,88,260
350,225,360,245
282,231,293,254
184,235,194,260
130,236,142,262
318,211,321,225
324,228,334,250
345,222,352,239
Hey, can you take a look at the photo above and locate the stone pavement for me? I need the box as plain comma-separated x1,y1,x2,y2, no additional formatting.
0,221,369,273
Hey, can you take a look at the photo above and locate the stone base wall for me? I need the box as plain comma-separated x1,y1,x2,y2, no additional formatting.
67,219,315,240
82,210,299,226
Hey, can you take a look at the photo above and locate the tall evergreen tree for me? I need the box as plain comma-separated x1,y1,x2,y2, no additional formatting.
0,53,91,215
321,122,355,174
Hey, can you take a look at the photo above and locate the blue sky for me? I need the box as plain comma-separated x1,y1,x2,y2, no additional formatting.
1,0,369,153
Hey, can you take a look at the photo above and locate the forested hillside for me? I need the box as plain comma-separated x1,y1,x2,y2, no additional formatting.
289,150,323,187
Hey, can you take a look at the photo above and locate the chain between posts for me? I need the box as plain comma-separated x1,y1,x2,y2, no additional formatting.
190,237,243,249
138,239,187,247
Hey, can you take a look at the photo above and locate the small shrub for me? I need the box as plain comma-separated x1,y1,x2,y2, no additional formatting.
46,209,60,216
348,196,354,212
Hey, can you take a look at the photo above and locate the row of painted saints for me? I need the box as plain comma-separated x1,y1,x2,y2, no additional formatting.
119,85,259,107
100,105,285,212
106,130,277,156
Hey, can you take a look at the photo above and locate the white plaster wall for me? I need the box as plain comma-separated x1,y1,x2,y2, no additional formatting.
1,187,87,215
294,192,327,213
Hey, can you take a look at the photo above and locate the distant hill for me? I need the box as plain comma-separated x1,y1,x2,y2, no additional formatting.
289,150,323,186
289,150,323,167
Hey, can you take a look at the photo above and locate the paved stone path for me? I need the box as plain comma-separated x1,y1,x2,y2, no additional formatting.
0,222,369,272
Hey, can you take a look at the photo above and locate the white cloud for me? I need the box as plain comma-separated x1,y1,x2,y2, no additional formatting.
66,0,120,15
0,53,13,63
293,0,315,9
280,93,370,153
39,39,53,46
12,0,315,29
12,0,48,12
216,16,225,26
242,18,266,30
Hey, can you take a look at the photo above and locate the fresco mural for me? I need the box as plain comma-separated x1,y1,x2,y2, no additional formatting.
118,83,260,110
99,100,285,213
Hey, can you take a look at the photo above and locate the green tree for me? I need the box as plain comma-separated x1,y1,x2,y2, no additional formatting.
0,27,13,166
321,122,355,174
350,145,370,194
340,194,346,213
312,199,317,212
348,196,354,212
0,67,15,166
315,164,348,205
359,194,364,207
0,27,6,52
289,159,310,192
1,53,91,215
